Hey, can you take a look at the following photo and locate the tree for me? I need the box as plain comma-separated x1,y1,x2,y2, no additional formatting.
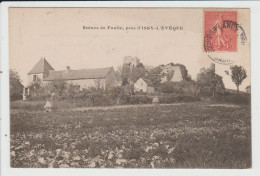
122,84,134,96
63,83,80,100
230,65,247,94
115,65,123,83
30,80,43,100
85,87,104,106
143,64,154,72
144,66,163,90
197,70,225,97
121,63,131,86
121,58,146,85
131,63,145,82
10,69,24,100
46,80,67,99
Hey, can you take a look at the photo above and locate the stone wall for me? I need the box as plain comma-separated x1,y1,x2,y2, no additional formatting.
28,73,44,84
67,79,106,90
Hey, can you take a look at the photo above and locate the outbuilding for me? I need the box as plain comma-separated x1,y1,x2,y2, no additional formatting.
134,78,155,93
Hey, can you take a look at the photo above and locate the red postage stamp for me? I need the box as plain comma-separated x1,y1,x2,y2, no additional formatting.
204,11,238,52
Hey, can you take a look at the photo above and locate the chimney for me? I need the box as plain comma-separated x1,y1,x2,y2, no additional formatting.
66,66,70,73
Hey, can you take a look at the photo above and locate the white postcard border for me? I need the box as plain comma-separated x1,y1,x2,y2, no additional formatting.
1,1,260,176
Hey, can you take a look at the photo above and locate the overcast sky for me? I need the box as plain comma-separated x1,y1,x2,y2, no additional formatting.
9,8,251,90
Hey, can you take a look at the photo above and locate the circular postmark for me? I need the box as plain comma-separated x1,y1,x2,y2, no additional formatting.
208,55,235,65
204,19,238,52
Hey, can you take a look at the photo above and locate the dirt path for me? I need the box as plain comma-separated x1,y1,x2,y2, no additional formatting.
64,103,185,112
206,104,240,108
11,102,241,114
64,103,242,112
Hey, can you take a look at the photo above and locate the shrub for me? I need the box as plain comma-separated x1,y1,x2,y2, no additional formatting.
158,81,200,96
10,100,44,111
10,69,24,101
213,93,251,105
158,82,183,94
118,94,130,105
159,94,199,104
105,86,124,99
129,96,140,104
138,96,153,104
117,95,152,105
197,70,225,97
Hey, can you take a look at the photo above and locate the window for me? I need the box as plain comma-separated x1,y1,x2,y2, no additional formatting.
33,75,37,81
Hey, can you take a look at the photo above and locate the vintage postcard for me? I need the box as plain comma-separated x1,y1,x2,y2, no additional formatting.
5,6,252,171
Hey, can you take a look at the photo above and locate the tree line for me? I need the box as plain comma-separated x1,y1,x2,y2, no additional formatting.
10,57,248,101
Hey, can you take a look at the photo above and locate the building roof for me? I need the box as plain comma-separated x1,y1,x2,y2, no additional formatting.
44,67,113,81
28,58,54,75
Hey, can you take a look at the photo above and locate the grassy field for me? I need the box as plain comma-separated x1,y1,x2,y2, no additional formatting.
10,103,251,168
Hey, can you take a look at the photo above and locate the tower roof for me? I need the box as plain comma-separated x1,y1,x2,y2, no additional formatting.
28,58,54,75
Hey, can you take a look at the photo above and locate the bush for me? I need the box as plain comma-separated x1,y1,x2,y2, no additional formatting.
159,82,183,94
213,93,250,105
159,94,199,104
128,95,153,105
10,100,44,111
158,81,200,96
129,96,140,104
118,94,153,105
138,96,153,104
10,70,24,101
105,86,124,97
197,70,225,97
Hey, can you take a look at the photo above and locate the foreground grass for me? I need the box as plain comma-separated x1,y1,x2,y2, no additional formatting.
10,103,251,168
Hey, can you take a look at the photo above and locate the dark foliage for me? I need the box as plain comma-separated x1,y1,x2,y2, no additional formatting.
197,70,225,97
213,92,251,105
230,65,247,93
144,66,163,90
10,69,24,101
158,81,200,96
158,94,200,104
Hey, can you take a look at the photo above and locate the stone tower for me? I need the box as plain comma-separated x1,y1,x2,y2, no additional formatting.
209,63,215,73
123,56,140,67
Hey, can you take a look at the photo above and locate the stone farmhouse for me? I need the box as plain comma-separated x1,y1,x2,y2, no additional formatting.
134,78,155,93
23,58,118,100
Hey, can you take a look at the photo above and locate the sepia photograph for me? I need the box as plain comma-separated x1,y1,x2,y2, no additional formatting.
8,7,251,169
